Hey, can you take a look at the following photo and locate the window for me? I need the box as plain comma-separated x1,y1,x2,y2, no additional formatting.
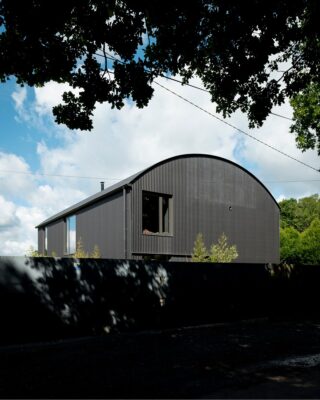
66,215,76,254
142,191,172,234
44,227,48,255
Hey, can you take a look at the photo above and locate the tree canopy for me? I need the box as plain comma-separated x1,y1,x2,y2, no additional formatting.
1,0,320,151
279,194,320,232
279,194,320,264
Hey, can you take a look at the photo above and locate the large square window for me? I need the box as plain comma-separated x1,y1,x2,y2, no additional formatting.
66,215,76,254
142,191,172,234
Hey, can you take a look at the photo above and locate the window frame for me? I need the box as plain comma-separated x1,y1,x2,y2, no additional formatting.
142,191,173,236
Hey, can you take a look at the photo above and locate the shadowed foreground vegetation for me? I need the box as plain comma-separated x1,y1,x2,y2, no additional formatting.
0,257,319,345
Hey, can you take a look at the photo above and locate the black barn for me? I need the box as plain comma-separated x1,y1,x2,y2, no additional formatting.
37,154,279,262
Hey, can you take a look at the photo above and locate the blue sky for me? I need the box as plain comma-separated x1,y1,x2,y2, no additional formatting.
0,75,319,255
0,81,33,159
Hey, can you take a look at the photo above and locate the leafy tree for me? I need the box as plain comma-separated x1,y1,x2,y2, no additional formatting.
279,195,320,264
1,0,320,150
299,218,320,265
209,233,238,263
280,226,301,264
297,195,320,232
192,233,209,262
279,194,320,232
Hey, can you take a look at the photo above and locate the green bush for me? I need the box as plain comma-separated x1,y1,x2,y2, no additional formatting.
191,233,209,262
209,233,238,263
192,232,238,263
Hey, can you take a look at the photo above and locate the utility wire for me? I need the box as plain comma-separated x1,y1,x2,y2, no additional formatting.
95,51,294,122
264,179,320,183
162,76,294,122
0,169,319,184
268,111,293,121
0,170,122,181
100,53,315,173
154,80,319,173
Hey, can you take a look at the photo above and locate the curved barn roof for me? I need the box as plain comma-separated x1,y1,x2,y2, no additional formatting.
36,154,278,228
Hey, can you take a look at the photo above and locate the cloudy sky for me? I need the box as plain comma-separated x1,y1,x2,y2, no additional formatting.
0,75,319,255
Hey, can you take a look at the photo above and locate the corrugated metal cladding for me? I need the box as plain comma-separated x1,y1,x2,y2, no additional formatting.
131,156,279,263
76,191,124,258
38,228,45,255
42,191,124,258
47,219,65,256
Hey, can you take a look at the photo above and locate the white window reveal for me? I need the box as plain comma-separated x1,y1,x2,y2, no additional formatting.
66,215,76,254
142,191,173,235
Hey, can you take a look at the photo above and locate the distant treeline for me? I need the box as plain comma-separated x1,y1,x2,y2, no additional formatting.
279,194,320,264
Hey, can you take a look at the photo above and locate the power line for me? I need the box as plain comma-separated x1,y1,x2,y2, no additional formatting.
94,51,294,122
154,80,319,173
161,75,294,122
0,169,122,181
98,53,317,174
0,169,319,184
160,75,209,93
268,111,293,121
264,179,320,183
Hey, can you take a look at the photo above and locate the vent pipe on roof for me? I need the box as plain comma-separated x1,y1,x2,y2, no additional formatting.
100,181,105,191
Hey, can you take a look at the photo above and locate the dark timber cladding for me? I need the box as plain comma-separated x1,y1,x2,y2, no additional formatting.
36,154,280,263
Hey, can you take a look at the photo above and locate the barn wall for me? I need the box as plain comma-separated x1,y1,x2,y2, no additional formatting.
76,191,124,258
38,228,45,255
40,191,124,258
131,156,279,263
47,219,65,256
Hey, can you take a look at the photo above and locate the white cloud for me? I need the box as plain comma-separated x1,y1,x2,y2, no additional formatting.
0,194,45,255
0,152,35,196
12,86,27,111
28,183,86,217
0,196,18,228
232,101,320,199
0,176,86,255
11,81,73,136
34,81,74,116
0,150,86,255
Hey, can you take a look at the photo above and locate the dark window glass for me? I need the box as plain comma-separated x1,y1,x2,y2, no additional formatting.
142,191,172,235
143,193,159,233
162,196,170,233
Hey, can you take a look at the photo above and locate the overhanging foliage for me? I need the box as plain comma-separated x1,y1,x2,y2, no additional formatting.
0,1,319,151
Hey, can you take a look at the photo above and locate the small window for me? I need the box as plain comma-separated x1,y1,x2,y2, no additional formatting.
66,215,76,254
142,191,172,235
